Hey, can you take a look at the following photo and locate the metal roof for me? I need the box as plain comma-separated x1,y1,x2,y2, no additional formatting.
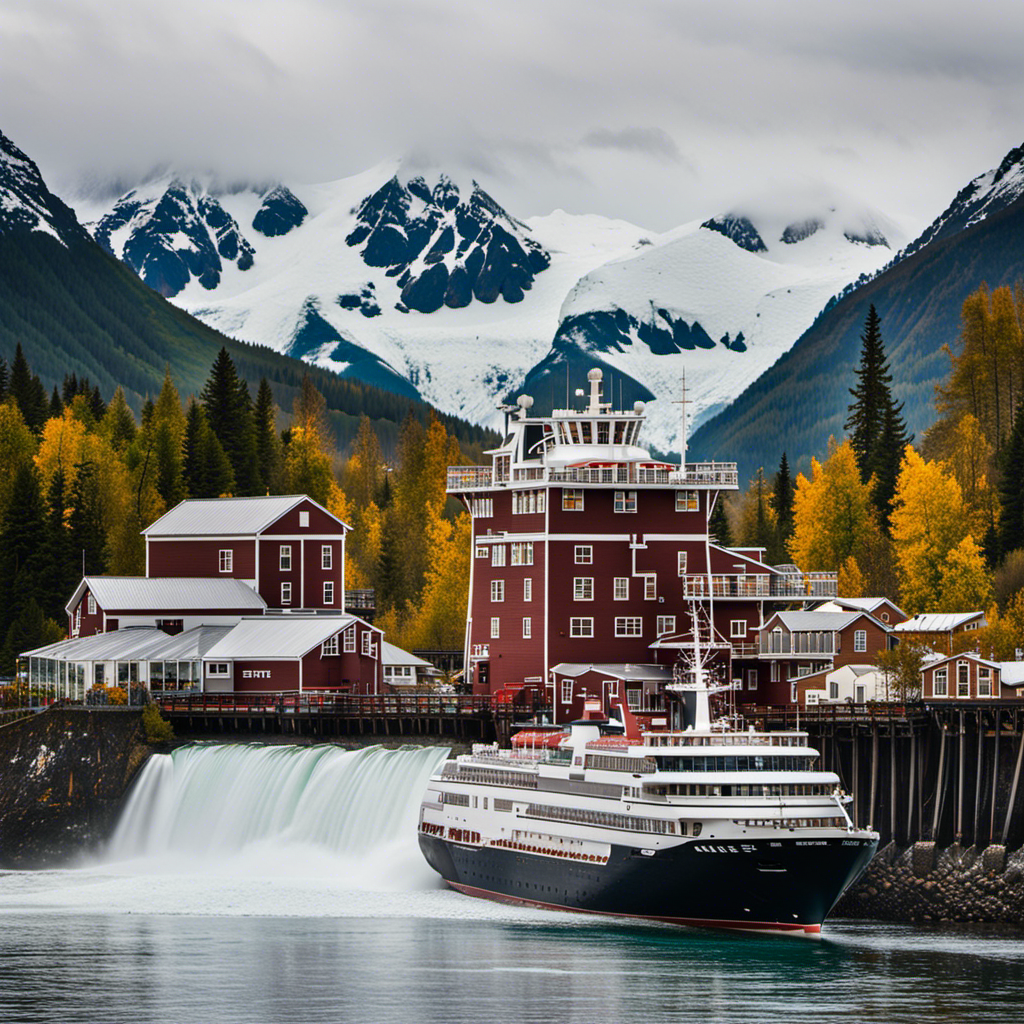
550,663,674,681
23,625,238,663
767,611,865,631
381,641,433,668
142,495,347,537
817,597,905,617
999,662,1024,687
203,616,357,660
69,576,266,614
893,612,987,632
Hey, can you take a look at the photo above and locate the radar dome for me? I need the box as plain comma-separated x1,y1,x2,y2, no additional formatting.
517,394,534,409
587,368,603,381
633,401,646,414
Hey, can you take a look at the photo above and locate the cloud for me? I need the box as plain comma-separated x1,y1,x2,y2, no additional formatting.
581,127,687,166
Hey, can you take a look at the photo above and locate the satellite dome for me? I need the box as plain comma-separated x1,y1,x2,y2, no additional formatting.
517,394,534,409
587,368,603,381
633,401,646,414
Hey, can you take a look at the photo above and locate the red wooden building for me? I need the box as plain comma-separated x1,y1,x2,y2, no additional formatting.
447,369,838,721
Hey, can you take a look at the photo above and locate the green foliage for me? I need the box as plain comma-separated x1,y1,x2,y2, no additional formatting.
141,701,175,744
875,641,928,701
183,399,234,498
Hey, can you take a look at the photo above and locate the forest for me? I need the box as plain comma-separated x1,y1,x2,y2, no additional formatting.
0,345,476,674
724,285,1024,672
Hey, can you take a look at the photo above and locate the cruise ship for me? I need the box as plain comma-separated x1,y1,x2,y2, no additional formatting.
418,673,878,934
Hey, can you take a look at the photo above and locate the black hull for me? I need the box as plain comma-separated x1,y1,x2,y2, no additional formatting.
419,833,877,933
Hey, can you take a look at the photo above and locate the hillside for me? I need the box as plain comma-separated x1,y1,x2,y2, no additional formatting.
688,191,1024,483
0,131,495,455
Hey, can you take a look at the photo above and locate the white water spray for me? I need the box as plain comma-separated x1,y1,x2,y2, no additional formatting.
105,743,450,886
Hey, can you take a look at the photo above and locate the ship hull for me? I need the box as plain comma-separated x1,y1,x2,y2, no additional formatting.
419,832,877,933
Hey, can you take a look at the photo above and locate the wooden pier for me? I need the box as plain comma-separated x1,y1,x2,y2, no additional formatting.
158,692,548,745
747,702,1024,849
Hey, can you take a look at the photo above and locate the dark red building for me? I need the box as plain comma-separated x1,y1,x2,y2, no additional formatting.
447,369,838,721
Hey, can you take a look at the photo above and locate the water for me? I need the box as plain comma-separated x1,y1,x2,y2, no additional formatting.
1,742,1021,1023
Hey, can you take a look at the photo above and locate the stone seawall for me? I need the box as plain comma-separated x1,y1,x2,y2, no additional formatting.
834,841,1024,924
0,708,152,869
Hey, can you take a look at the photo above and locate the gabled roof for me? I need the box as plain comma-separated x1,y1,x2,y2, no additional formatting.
922,650,999,670
763,610,884,632
551,663,674,682
816,597,906,618
67,576,267,615
893,612,987,633
381,642,433,668
141,495,348,537
203,615,367,660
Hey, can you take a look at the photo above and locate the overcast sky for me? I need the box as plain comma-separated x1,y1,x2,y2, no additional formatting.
3,0,1024,232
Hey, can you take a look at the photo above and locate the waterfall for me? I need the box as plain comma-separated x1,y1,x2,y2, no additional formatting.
106,743,450,875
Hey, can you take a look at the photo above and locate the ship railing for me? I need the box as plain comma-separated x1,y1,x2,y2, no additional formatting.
640,731,809,747
446,466,494,490
667,463,739,487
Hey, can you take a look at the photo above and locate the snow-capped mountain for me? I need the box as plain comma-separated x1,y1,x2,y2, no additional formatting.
0,130,89,246
902,142,1024,259
77,170,902,451
522,189,906,450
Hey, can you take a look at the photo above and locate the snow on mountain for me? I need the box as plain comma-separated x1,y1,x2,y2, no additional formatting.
78,169,901,451
521,187,906,454
900,141,1024,259
0,130,89,246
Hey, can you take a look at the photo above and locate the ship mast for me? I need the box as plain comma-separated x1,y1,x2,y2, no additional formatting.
673,371,688,468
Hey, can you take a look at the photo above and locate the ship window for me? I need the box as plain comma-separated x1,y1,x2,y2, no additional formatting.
580,422,592,444
598,422,609,443
613,421,626,443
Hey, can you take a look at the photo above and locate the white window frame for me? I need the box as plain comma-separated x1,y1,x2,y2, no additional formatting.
747,669,758,692
279,544,292,571
511,542,533,566
321,545,332,570
957,661,970,697
677,551,687,576
573,577,594,601
656,615,676,636
523,577,533,602
219,548,233,573
934,667,948,696
978,667,992,697
299,511,310,528
854,629,867,653
343,628,356,653
323,581,334,605
322,635,339,656
207,662,230,677
490,617,500,639
615,616,642,637
491,545,506,567
362,631,372,656
643,575,656,601
829,680,839,700
570,617,594,638
675,490,698,512
770,661,779,682
613,577,629,601
476,546,488,559
281,581,292,605
87,594,96,616
561,679,573,704
730,619,747,638
522,617,532,639
614,490,637,513
491,580,505,602
574,545,593,564
562,489,584,511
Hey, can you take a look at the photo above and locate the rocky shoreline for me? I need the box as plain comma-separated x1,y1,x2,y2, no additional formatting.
834,840,1024,924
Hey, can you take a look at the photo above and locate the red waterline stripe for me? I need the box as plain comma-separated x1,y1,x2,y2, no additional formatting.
446,881,822,935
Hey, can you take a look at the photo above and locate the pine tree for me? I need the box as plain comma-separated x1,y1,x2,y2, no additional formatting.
253,378,281,494
183,399,234,498
102,387,137,453
41,466,75,622
708,495,732,547
0,463,48,639
9,344,48,434
149,369,186,506
0,358,8,402
846,305,887,483
49,386,63,420
68,460,107,577
998,399,1024,555
201,348,260,494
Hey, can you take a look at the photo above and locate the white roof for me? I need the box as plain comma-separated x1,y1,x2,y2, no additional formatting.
999,662,1024,687
381,642,432,668
22,625,234,663
68,576,266,614
142,495,347,537
766,610,867,631
894,612,986,632
817,597,905,617
551,663,673,682
203,616,360,660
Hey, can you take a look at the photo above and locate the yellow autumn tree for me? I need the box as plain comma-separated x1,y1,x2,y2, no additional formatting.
0,402,38,527
401,503,471,651
789,439,874,571
837,556,867,598
35,409,88,498
890,447,970,613
936,535,992,612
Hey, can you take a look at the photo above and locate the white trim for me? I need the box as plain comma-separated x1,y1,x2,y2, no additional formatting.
146,534,344,542
300,538,305,608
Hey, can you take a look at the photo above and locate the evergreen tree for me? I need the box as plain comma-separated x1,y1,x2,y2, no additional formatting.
770,452,794,563
0,463,48,640
41,466,75,622
68,460,107,577
998,399,1024,555
61,373,79,406
201,348,260,494
102,387,137,453
183,399,235,498
708,495,732,547
9,344,48,434
0,357,8,402
253,378,281,494
49,386,63,420
89,385,106,422
149,369,186,506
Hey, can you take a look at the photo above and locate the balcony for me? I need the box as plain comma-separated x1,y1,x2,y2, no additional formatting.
680,572,838,600
759,632,836,657
447,466,493,491
668,463,739,488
